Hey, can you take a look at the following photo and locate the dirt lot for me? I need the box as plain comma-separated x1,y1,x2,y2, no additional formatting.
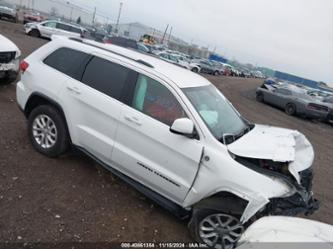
0,21,333,244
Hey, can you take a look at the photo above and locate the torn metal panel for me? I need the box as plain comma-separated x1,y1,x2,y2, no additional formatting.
228,124,314,183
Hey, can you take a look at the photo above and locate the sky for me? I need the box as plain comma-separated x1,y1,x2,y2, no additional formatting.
14,0,333,84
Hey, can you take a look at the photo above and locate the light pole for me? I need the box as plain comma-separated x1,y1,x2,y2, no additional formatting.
115,2,123,34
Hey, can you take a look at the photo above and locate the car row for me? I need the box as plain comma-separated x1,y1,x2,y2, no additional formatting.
256,79,333,122
15,35,318,248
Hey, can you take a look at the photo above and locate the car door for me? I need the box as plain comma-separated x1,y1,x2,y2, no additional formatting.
271,88,292,108
39,21,57,38
60,52,135,164
111,74,203,204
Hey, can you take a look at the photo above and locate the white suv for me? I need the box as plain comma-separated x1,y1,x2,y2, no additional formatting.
16,36,319,248
24,20,83,39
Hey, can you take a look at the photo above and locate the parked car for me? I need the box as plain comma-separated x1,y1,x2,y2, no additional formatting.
322,96,333,122
0,4,17,22
192,59,217,75
238,216,333,247
210,60,225,75
17,36,318,248
0,34,21,84
137,42,150,53
23,10,43,24
24,20,84,39
256,84,330,120
103,36,139,50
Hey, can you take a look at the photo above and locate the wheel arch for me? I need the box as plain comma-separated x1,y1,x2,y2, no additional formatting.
24,92,72,142
193,191,249,216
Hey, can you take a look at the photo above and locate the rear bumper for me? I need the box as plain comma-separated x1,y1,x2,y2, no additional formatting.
304,109,328,120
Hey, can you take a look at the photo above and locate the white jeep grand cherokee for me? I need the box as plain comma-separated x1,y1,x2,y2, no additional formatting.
0,34,20,84
16,36,319,248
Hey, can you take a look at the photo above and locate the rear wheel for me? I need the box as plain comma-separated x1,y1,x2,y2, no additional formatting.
189,209,244,249
191,67,199,73
28,29,40,38
285,103,296,116
28,105,69,157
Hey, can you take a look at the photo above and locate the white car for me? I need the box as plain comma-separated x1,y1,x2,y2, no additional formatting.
238,216,333,248
16,36,318,248
0,34,21,84
24,20,83,39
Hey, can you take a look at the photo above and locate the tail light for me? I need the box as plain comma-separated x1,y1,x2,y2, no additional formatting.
307,103,329,112
20,60,29,72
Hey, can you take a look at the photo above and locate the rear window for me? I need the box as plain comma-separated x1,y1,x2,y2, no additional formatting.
81,56,131,100
43,47,90,80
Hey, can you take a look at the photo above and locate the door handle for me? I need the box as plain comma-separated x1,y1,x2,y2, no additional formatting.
66,86,81,95
124,116,142,126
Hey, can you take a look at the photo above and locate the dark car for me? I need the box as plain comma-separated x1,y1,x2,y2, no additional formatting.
0,4,17,22
322,96,333,122
103,36,138,50
256,84,330,120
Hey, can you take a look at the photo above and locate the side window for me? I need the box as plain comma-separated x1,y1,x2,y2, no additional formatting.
43,22,56,28
56,23,70,31
43,47,90,80
276,89,292,95
132,74,187,126
82,56,130,100
70,26,82,34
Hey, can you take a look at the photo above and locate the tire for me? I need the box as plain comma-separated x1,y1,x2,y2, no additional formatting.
191,67,199,73
28,105,69,157
214,71,219,76
285,103,296,116
28,29,40,38
256,92,264,102
189,209,244,249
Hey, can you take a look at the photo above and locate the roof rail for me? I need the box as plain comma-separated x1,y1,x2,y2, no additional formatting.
68,37,154,69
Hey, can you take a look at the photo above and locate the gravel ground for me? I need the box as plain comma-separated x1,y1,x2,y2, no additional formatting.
0,20,332,244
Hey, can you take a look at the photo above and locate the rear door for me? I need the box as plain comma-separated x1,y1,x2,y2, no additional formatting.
271,88,293,108
39,21,57,38
59,52,135,164
111,74,203,204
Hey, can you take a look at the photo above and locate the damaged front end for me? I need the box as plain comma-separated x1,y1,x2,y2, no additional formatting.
228,124,320,217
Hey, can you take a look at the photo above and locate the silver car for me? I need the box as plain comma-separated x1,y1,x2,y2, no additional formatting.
256,84,330,120
322,96,333,122
0,4,17,22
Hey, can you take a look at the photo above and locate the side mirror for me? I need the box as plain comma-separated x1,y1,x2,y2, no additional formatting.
170,118,195,138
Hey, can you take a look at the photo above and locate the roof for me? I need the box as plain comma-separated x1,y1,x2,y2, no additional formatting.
59,37,211,89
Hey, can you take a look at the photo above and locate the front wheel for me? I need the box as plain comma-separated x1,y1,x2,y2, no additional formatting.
28,29,41,38
189,209,244,249
28,105,69,157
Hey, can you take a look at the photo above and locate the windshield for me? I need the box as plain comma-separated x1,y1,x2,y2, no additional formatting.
183,85,248,142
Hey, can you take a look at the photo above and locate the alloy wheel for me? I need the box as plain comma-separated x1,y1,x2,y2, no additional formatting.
32,114,58,149
199,213,244,249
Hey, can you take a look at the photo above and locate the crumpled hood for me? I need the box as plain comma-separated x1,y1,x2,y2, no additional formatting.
228,124,314,183
238,216,333,244
0,34,19,53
